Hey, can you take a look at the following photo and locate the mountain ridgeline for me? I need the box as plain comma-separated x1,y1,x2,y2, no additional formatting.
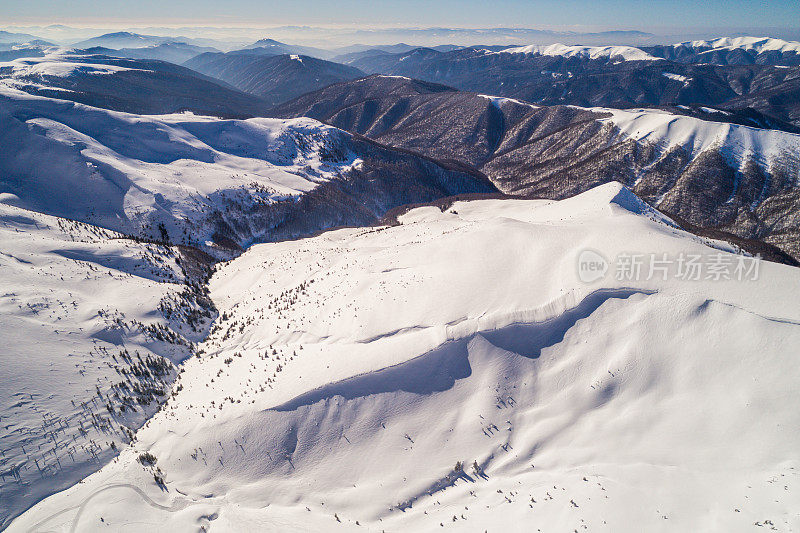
344,47,800,127
271,75,800,263
183,52,365,106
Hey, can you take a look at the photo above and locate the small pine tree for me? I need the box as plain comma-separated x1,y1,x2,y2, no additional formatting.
472,461,483,476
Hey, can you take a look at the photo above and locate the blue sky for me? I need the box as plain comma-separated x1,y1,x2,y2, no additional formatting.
2,0,798,33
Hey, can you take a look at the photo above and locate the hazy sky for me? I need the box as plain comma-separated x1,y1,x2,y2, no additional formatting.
2,0,798,33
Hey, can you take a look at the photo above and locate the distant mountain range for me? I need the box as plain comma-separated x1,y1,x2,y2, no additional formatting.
183,52,364,106
80,42,221,64
346,45,800,127
0,30,46,44
71,31,215,51
644,37,800,66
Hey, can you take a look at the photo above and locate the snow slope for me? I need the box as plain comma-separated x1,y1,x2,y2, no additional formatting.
0,203,214,528
8,183,800,532
0,86,363,251
0,86,490,256
0,49,148,77
593,106,800,183
497,43,658,62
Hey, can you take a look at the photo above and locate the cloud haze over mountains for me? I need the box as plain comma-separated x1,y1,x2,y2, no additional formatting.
4,24,800,49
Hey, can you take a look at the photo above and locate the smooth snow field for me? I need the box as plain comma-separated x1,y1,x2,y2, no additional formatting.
6,183,800,532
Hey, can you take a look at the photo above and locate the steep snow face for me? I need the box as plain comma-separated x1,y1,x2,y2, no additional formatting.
594,106,800,178
0,203,214,528
677,36,800,55
0,87,362,250
9,183,800,532
497,43,658,62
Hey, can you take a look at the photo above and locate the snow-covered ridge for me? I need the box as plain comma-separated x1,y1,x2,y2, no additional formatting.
478,93,539,109
0,49,150,78
675,36,800,54
591,106,800,176
0,87,362,249
496,43,658,62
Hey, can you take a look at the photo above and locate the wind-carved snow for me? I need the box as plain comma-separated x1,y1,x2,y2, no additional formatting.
496,43,658,62
9,183,800,532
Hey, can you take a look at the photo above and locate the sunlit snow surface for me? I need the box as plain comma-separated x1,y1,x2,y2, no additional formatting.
495,43,658,62
0,203,206,527
0,86,362,248
8,183,800,532
0,49,150,77
588,106,800,183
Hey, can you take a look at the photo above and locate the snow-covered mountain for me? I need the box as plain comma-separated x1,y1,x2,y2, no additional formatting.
0,49,271,117
7,183,800,531
2,30,800,533
490,37,800,66
0,87,492,255
347,45,800,126
644,36,800,66
683,36,800,54
494,43,658,62
271,75,800,262
235,38,334,60
0,86,491,526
